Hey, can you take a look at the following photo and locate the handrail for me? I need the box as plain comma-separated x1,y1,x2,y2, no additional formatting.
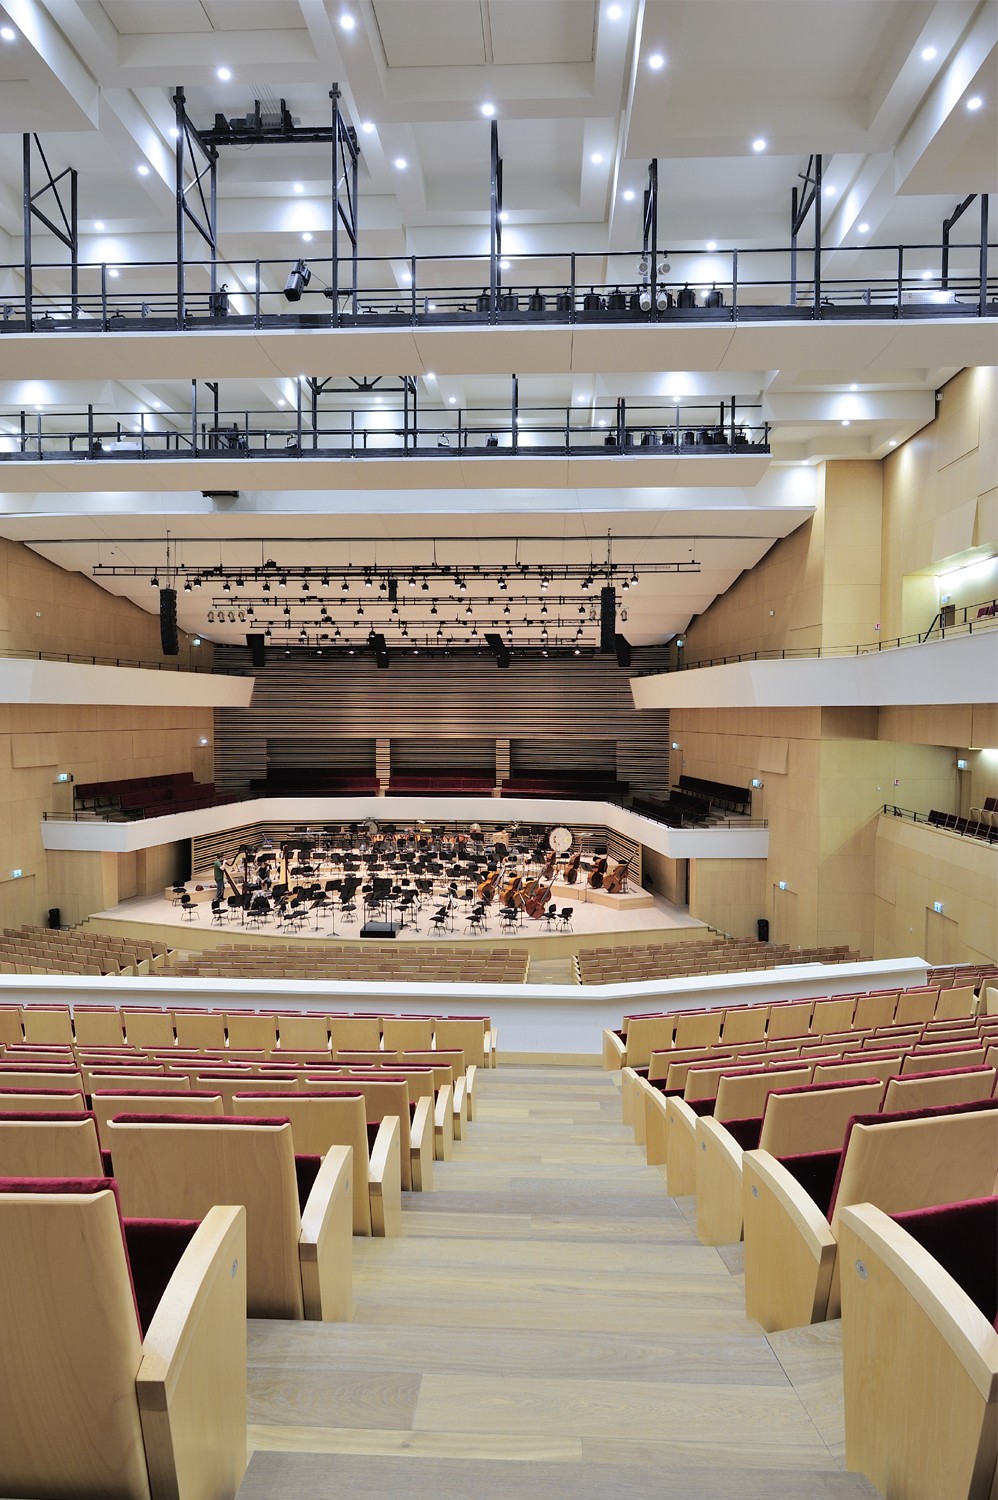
666,603,998,671
881,804,996,844
0,238,994,334
0,646,238,673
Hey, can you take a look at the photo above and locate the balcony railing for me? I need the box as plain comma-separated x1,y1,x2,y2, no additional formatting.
882,804,996,845
0,400,770,464
2,240,995,334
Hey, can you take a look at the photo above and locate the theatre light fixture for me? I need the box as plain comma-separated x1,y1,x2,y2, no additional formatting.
283,259,311,301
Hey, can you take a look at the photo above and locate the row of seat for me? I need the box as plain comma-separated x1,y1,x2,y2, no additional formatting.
0,924,173,976
170,941,528,984
0,1005,496,1067
580,937,857,985
624,1053,997,1500
603,980,983,1069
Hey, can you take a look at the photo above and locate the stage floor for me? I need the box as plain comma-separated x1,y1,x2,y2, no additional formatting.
93,887,707,946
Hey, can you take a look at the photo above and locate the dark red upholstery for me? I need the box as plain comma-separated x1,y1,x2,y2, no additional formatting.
0,1109,97,1123
109,1114,292,1127
779,1150,841,1217
827,1098,998,1217
294,1154,323,1212
122,1217,201,1335
892,1197,998,1326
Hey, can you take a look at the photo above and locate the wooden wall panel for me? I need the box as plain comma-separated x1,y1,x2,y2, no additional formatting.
214,647,670,797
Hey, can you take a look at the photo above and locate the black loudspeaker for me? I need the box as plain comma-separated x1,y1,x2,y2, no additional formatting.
360,920,399,939
757,918,770,943
246,633,266,668
614,634,632,668
371,632,390,670
159,587,179,655
47,907,61,930
484,632,510,668
599,587,616,652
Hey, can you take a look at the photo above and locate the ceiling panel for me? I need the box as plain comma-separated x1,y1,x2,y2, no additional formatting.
372,0,488,67
99,0,214,35
487,0,597,65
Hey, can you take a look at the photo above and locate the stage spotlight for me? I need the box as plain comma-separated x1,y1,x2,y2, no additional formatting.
655,288,670,310
639,287,652,311
283,258,311,301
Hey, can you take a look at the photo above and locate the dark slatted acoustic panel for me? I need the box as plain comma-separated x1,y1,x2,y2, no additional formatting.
266,738,376,769
213,646,670,799
392,737,495,771
512,739,615,775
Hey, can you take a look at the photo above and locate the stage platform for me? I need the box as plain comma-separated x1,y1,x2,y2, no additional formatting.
92,884,707,951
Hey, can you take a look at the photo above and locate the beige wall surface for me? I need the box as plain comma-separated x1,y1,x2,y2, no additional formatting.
874,815,997,965
0,537,214,929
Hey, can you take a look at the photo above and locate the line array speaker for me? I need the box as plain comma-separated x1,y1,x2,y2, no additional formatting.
371,632,390,669
484,631,510,668
159,587,179,656
246,633,266,668
614,633,632,668
599,586,616,653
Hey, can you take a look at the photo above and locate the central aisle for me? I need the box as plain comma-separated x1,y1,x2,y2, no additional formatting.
238,1067,878,1499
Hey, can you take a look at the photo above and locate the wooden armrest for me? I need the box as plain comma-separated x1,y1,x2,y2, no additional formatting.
453,1075,469,1140
433,1083,454,1161
642,1079,668,1166
368,1115,402,1237
136,1204,248,1500
410,1095,434,1191
664,1095,699,1194
465,1063,477,1121
838,1202,998,1500
742,1149,837,1332
621,1066,645,1141
484,1029,496,1067
696,1116,746,1246
602,1029,626,1070
298,1144,353,1321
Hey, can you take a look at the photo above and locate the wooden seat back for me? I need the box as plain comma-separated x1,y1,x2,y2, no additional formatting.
0,1088,87,1114
172,1011,227,1050
813,1055,905,1085
380,1016,435,1052
19,1007,75,1046
894,987,938,1025
933,984,976,1020
623,1014,676,1068
231,1092,373,1235
0,1112,103,1176
332,1048,391,1067
93,1090,223,1139
882,1067,997,1112
405,1047,466,1078
0,1066,84,1092
673,1011,723,1051
196,1072,299,1113
851,992,898,1029
713,1065,813,1120
72,1009,127,1047
275,1014,329,1051
0,1184,152,1498
302,1079,413,1188
327,1015,382,1051
811,996,857,1034
121,1011,176,1048
720,1007,768,1045
107,1116,305,1318
224,1013,279,1050
766,1000,814,1040
758,1080,886,1156
901,1046,986,1075
433,1018,487,1068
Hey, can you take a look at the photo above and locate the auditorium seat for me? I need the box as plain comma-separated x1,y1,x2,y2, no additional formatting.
0,1110,104,1177
838,1198,998,1500
742,1100,998,1332
0,1176,246,1500
106,1115,353,1320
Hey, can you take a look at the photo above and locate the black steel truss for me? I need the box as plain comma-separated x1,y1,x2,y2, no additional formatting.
22,133,79,327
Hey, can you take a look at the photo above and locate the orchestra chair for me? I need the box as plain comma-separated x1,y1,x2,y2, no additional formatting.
0,1110,104,1177
71,1006,127,1047
0,1178,246,1500
742,1101,998,1333
93,1090,224,1141
838,1198,998,1500
275,1013,330,1052
695,1078,886,1247
106,1115,353,1320
224,1012,279,1051
231,1091,402,1238
299,1076,433,1191
19,1006,75,1046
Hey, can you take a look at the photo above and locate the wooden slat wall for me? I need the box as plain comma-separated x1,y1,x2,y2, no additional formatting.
392,737,496,771
214,647,670,797
266,738,376,769
512,738,615,774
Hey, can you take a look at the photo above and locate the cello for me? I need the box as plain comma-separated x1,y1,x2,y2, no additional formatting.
603,860,629,894
476,867,501,904
588,856,609,889
525,878,554,918
563,851,582,884
499,872,522,907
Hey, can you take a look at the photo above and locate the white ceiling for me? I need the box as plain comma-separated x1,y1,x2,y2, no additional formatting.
0,0,994,648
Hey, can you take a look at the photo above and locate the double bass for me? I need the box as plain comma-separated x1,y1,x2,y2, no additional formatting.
563,851,582,884
499,872,523,907
603,860,629,894
476,867,501,904
588,856,609,889
525,878,554,918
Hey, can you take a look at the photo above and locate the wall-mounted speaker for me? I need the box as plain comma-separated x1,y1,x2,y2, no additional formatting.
614,633,632,668
159,587,179,656
599,586,616,652
246,633,266,668
484,632,510,668
371,632,390,669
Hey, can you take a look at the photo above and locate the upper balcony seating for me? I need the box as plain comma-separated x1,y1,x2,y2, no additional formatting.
74,771,239,820
0,1175,246,1500
838,1197,998,1500
926,808,997,843
499,773,628,800
248,766,380,794
388,768,496,794
105,1114,353,1320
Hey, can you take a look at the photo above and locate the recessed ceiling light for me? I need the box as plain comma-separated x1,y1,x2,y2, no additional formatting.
591,151,603,164
752,138,767,152
137,163,150,175
921,269,934,280
622,188,635,201
277,398,286,407
94,220,105,231
400,270,411,283
607,4,623,18
481,102,495,117
339,13,355,29
169,126,180,138
152,400,163,408
648,52,665,69
394,157,407,169
841,419,851,427
361,121,375,134
857,221,870,233
966,95,983,111
293,182,303,193
0,26,15,41
849,383,858,391
425,370,436,380
499,258,510,269
921,45,937,60
216,66,231,81
889,439,897,447
302,232,312,242
824,184,836,196
706,239,717,251
672,393,682,402
108,267,119,278
448,396,456,404
499,210,509,222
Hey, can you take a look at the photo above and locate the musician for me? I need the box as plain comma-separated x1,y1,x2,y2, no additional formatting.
212,855,226,901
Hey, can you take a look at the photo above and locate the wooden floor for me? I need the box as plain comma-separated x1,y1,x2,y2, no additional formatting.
237,1067,880,1499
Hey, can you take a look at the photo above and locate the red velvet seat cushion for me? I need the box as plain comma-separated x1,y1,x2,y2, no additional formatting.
123,1217,201,1335
892,1197,998,1326
779,1150,841,1217
294,1153,323,1213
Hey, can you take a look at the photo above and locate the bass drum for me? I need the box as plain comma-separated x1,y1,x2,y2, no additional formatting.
548,825,573,854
